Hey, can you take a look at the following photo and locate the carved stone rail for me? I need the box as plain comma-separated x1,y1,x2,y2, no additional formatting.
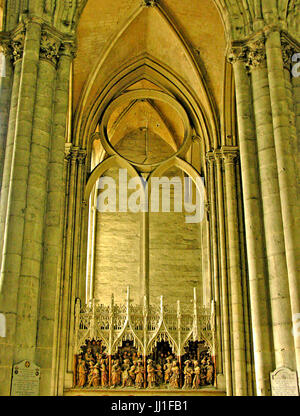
74,287,216,357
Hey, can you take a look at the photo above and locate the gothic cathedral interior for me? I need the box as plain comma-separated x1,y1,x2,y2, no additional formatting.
0,0,299,397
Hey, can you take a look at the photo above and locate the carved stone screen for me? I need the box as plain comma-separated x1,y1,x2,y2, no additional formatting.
11,360,40,396
270,367,299,396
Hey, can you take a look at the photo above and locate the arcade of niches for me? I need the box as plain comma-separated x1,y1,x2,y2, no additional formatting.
0,0,299,397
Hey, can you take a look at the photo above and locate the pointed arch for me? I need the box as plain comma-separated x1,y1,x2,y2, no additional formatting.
74,56,218,157
84,155,140,202
149,156,207,204
73,2,220,153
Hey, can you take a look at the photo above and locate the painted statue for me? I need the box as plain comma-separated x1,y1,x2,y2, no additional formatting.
164,357,173,384
192,361,201,389
183,360,193,389
88,362,101,387
169,361,180,389
147,359,156,388
77,358,87,387
111,359,122,387
135,360,145,388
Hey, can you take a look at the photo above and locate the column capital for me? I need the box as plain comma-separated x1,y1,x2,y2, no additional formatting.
281,38,295,71
221,147,239,164
60,40,77,59
214,151,223,164
227,45,248,65
228,36,266,72
206,152,215,165
67,146,87,165
40,29,62,67
78,150,87,165
280,34,300,71
245,37,266,72
64,143,73,162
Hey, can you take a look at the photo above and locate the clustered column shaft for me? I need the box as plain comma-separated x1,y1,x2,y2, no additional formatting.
0,18,77,395
228,28,300,394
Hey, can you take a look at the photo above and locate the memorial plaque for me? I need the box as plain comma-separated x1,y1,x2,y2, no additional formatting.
11,360,40,396
270,367,299,396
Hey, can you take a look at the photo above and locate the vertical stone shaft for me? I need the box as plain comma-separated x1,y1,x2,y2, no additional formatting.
68,153,86,371
86,187,97,303
265,31,300,378
57,151,78,394
236,160,254,396
215,155,232,396
0,48,13,189
232,58,273,395
251,63,295,369
223,150,247,396
0,21,41,395
140,209,150,306
36,49,73,395
15,53,57,362
292,74,300,145
0,59,21,263
207,156,222,374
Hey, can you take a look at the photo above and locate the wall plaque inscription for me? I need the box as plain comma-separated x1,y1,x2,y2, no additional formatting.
11,360,40,396
270,367,299,396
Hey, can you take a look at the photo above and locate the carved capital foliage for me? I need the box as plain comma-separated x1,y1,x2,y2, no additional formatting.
222,150,239,165
0,36,11,57
67,146,87,164
245,38,266,71
64,143,73,161
10,30,26,63
227,46,248,64
281,37,297,70
40,30,61,66
228,36,266,72
60,40,77,59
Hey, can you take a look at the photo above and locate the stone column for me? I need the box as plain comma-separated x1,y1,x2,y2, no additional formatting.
265,30,300,380
140,209,150,306
229,47,274,395
86,185,97,304
68,150,86,371
249,38,295,370
0,37,13,189
222,147,247,396
207,154,222,375
15,28,60,363
35,42,75,396
0,20,41,394
215,153,232,396
57,146,82,393
0,30,23,264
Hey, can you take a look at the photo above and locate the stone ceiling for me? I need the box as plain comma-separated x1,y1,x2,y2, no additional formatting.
73,0,226,138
